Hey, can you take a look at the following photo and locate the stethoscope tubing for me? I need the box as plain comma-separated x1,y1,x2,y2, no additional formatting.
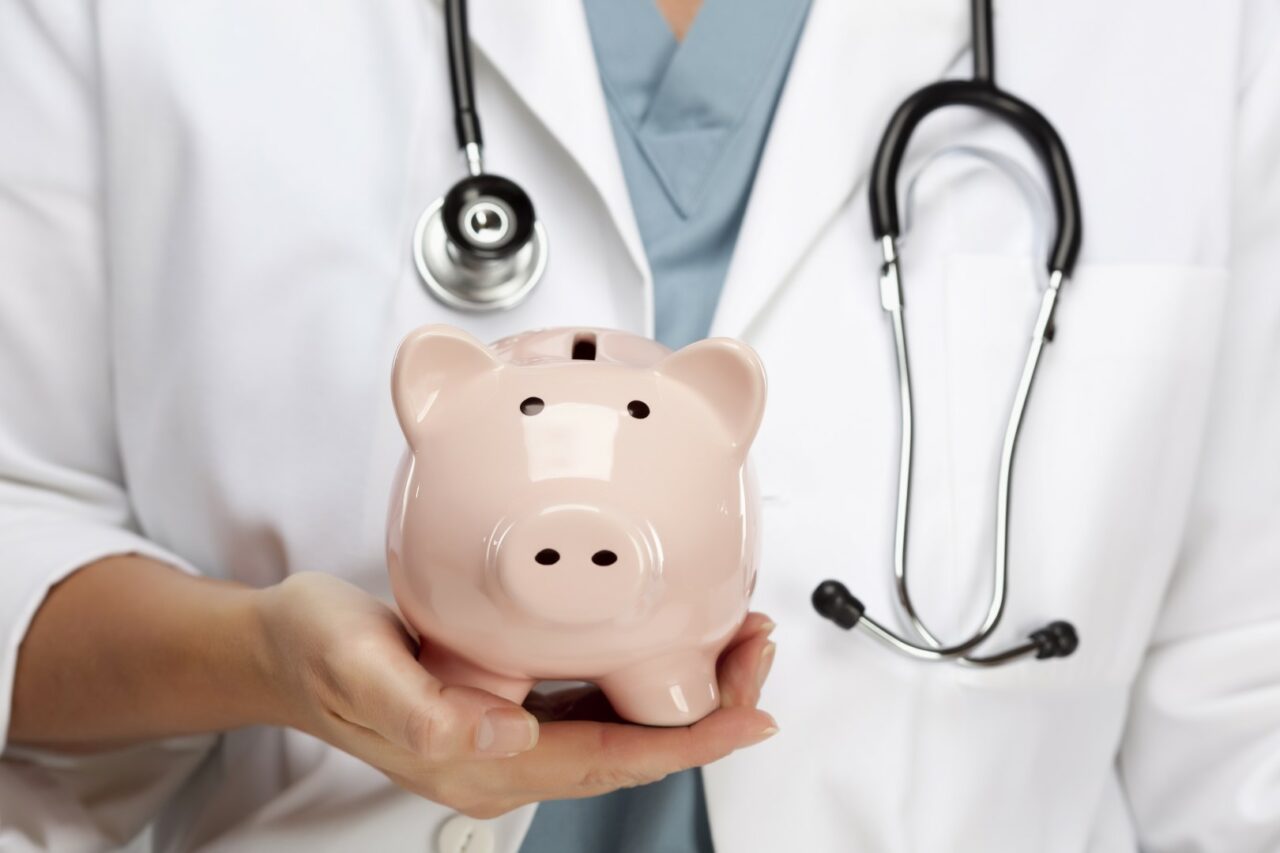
444,0,482,156
870,80,1083,279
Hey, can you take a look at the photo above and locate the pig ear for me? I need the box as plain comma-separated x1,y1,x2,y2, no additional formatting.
657,338,766,454
392,324,502,439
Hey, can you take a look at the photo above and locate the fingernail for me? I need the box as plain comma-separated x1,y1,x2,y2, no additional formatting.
476,708,539,754
760,620,777,636
756,642,776,691
748,716,780,744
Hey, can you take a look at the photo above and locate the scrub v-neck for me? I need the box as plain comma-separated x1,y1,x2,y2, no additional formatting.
580,0,811,349
588,0,809,218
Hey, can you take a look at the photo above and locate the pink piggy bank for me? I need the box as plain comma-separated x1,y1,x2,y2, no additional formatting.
386,325,766,726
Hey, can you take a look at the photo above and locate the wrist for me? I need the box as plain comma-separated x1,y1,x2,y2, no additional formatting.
228,584,292,729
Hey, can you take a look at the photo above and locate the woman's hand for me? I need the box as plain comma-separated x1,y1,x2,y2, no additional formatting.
254,572,778,819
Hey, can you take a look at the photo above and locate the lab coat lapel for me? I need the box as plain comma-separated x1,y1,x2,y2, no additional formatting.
456,0,651,285
711,0,968,338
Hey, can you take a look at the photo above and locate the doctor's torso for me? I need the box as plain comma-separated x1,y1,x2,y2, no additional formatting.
5,0,1275,851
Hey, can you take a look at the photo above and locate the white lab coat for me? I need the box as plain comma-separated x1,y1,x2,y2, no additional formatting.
1,0,1277,850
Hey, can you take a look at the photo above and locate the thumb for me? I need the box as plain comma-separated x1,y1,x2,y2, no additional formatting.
354,651,540,761
432,684,542,759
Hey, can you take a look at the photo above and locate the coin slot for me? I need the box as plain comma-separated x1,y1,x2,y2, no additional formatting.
572,334,597,361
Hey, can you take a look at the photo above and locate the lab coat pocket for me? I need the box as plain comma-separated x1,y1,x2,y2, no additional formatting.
935,253,1228,690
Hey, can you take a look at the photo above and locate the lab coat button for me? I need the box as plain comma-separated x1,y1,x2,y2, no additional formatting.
437,814,496,853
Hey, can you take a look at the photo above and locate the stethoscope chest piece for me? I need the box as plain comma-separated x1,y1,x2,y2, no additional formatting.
414,174,548,313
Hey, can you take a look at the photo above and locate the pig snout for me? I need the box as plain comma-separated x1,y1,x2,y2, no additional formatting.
493,505,657,625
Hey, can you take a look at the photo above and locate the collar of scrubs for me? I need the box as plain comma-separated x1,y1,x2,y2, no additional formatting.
582,0,812,217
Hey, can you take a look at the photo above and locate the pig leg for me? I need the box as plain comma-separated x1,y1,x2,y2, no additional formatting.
597,652,720,727
418,643,536,706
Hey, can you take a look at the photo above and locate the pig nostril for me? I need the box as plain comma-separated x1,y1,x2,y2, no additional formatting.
591,550,618,567
535,548,560,566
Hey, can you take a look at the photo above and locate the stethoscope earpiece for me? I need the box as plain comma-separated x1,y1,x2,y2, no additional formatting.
811,580,865,630
1028,621,1079,659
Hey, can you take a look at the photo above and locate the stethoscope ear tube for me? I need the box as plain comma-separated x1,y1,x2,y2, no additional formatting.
868,80,1083,278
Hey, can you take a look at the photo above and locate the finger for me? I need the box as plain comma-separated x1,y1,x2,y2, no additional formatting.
332,642,538,761
726,612,776,651
717,611,777,709
501,705,777,801
717,630,776,709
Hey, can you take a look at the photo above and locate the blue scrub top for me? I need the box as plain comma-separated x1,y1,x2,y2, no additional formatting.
518,0,810,850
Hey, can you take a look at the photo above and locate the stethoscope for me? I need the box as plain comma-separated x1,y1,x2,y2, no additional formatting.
413,0,548,311
418,0,1081,666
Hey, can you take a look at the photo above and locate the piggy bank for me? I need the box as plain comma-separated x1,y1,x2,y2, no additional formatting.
386,325,766,726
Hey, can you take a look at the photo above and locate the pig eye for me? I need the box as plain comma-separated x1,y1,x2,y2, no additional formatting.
627,400,650,419
520,397,545,416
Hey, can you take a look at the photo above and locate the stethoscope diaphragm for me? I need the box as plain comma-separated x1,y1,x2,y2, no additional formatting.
413,173,548,312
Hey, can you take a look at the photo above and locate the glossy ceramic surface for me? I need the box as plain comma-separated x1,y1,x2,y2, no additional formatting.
387,325,766,725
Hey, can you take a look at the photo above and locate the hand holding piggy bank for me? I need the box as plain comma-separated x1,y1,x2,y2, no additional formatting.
387,326,765,726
